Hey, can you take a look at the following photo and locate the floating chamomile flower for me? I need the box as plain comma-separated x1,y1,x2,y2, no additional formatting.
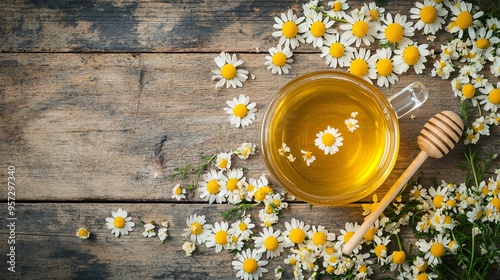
171,183,186,201
278,142,290,156
199,169,228,204
448,0,484,39
272,9,308,50
232,248,268,280
215,152,232,171
377,13,415,48
320,32,355,68
375,48,400,87
254,227,285,259
224,94,257,128
105,208,135,237
478,81,500,112
182,213,212,244
283,218,311,247
417,234,450,266
340,9,378,47
212,52,249,89
206,221,231,253
265,45,293,75
348,48,377,83
393,42,430,74
301,150,316,166
76,227,90,239
303,10,337,48
327,0,349,19
345,117,360,132
360,2,385,23
315,126,344,155
410,0,448,35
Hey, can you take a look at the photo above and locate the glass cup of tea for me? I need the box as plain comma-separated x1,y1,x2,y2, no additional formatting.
261,70,429,206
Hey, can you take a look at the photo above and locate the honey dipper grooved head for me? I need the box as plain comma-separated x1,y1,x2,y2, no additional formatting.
418,111,464,159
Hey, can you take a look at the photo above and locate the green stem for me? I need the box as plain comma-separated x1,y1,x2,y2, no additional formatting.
395,233,403,251
466,147,480,188
468,226,476,278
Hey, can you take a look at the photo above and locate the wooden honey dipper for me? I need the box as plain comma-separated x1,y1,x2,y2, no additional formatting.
342,110,464,255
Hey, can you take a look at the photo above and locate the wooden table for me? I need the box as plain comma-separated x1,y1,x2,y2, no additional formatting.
1,0,498,279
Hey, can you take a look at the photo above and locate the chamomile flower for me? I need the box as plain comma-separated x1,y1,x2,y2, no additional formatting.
388,250,409,272
301,150,316,166
206,221,231,253
345,117,360,132
308,225,336,248
215,152,231,171
171,183,186,201
182,213,211,244
448,0,484,39
158,227,168,243
377,13,415,48
431,58,455,79
348,48,377,83
272,9,308,50
283,218,311,247
474,27,500,60
372,235,391,265
105,208,135,237
472,116,490,135
225,168,246,204
225,94,257,128
278,142,290,156
182,241,196,256
211,52,249,89
232,249,268,280
232,216,255,240
254,227,285,259
374,48,400,87
464,127,480,144
235,142,256,160
142,222,156,238
199,169,228,204
314,126,344,155
490,57,500,77
410,0,448,35
327,0,349,19
478,81,500,112
337,222,360,254
265,45,293,75
76,227,90,239
320,32,355,68
340,9,378,47
393,42,430,74
302,0,321,19
417,234,450,266
303,11,337,48
360,2,385,23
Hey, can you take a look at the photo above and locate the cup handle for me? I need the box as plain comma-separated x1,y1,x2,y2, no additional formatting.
387,82,429,119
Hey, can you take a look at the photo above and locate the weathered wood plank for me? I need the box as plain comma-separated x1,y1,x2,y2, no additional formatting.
0,0,445,53
2,52,496,202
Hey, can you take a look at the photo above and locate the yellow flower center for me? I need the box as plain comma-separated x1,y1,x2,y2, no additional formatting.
243,258,258,273
462,83,475,99
352,21,369,38
363,227,375,241
420,6,437,23
332,1,342,11
456,11,473,30
289,258,297,266
490,198,500,210
311,21,326,38
385,23,404,43
350,58,368,77
430,243,445,257
477,38,490,49
326,266,335,274
190,222,203,235
312,232,327,245
374,244,387,258
343,231,354,243
175,187,183,195
413,189,421,198
254,186,272,202
206,179,220,194
417,260,428,271
446,199,456,208
265,204,274,214
272,52,287,67
433,195,444,208
218,158,228,169
238,222,247,231
264,236,279,250
329,42,345,58
392,251,406,264
358,265,368,273
232,235,239,243
282,21,298,38
488,88,500,104
289,228,306,244
215,230,228,245
325,246,334,255
321,132,336,146
416,273,429,280
369,10,379,21
221,64,236,79
233,103,248,118
77,228,89,237
376,58,393,76
403,45,419,65
114,216,125,229
247,184,255,192
226,178,239,191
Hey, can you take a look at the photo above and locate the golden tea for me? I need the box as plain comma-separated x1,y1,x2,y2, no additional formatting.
262,71,399,205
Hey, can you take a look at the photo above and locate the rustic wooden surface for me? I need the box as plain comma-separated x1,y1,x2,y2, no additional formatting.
0,0,499,279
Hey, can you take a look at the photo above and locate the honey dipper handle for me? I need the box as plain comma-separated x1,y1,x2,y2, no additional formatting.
342,151,429,255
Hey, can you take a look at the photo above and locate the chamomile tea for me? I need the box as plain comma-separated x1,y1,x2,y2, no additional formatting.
261,71,400,205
